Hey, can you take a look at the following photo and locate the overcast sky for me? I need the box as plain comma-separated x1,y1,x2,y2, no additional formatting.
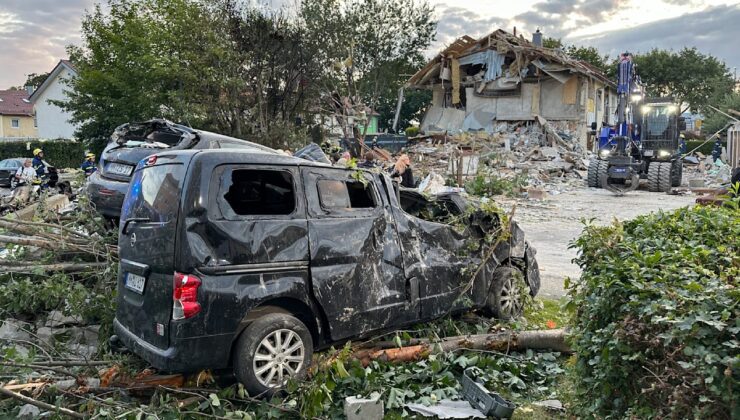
1,0,738,89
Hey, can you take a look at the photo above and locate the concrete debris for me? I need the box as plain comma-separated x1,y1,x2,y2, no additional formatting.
405,120,587,194
344,394,384,420
45,310,83,328
17,403,41,419
0,319,32,341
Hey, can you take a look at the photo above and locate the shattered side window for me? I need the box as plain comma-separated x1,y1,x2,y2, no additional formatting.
222,169,295,216
318,179,376,210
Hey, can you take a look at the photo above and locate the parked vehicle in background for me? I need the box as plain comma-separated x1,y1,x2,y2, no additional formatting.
0,158,25,188
112,148,540,397
87,119,276,219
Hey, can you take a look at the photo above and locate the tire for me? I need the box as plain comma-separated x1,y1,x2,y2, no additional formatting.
658,162,672,192
647,161,661,192
233,313,313,397
587,159,600,187
485,266,527,320
670,159,682,187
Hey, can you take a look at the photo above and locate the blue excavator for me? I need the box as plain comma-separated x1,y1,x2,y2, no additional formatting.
587,52,684,194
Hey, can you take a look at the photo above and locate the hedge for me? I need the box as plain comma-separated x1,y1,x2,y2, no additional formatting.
686,139,724,156
0,139,106,169
567,202,739,418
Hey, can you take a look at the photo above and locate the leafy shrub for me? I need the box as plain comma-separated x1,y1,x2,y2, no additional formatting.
685,139,723,156
0,138,105,169
465,173,528,197
405,126,420,137
567,203,739,418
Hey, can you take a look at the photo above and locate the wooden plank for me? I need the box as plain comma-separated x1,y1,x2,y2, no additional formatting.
562,76,577,105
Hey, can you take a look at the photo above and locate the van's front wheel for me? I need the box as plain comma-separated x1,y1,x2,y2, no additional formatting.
234,313,313,397
485,266,527,320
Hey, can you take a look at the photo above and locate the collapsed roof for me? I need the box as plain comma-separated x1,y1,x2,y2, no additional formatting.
407,29,614,93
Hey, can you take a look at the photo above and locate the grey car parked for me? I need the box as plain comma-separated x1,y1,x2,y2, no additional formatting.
87,119,275,218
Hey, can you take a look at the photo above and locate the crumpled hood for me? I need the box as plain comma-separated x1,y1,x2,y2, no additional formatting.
102,142,163,166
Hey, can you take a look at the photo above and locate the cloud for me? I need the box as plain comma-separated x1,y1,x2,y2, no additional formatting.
430,5,506,54
0,0,96,88
566,4,740,70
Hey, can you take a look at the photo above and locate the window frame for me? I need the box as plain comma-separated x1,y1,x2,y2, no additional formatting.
209,164,301,221
10,118,20,128
310,170,380,219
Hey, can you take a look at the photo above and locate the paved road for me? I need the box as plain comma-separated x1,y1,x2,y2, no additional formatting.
499,187,697,299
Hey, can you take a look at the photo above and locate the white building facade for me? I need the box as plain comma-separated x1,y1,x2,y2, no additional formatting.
29,60,78,139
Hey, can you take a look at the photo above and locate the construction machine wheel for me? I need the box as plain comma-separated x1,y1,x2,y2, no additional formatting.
670,159,683,187
658,162,672,192
647,162,661,192
587,159,601,187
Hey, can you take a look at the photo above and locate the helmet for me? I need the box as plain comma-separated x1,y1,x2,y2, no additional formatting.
33,148,43,156
86,152,96,159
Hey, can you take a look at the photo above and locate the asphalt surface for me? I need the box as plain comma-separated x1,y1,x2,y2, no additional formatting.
499,187,697,299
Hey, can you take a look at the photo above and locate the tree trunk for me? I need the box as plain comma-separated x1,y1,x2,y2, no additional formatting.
353,329,569,366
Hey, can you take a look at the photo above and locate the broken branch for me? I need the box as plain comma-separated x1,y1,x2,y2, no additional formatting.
0,382,85,418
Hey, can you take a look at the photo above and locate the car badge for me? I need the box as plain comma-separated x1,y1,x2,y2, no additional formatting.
130,233,137,247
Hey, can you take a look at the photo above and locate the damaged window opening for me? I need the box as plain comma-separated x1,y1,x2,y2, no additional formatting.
318,179,375,210
223,169,295,215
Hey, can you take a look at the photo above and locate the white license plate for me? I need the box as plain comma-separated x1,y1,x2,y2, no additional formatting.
108,162,133,176
125,273,146,294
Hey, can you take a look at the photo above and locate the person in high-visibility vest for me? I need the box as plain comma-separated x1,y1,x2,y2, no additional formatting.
81,153,98,177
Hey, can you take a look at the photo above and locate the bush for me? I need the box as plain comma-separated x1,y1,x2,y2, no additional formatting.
567,203,739,418
405,126,420,137
0,139,105,169
465,173,528,197
686,139,723,156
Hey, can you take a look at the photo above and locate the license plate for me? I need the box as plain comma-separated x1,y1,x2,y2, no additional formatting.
613,168,627,173
108,162,133,176
125,273,146,294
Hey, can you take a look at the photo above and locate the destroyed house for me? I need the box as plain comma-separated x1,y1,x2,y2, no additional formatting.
408,29,617,149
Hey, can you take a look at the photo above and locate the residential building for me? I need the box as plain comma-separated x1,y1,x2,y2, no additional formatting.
407,29,618,150
0,89,37,138
29,59,78,139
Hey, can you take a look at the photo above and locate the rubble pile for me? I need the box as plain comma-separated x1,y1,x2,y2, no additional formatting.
406,120,587,194
682,151,735,188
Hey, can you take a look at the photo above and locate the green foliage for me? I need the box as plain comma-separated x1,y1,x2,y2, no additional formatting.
702,91,740,135
567,204,739,418
465,172,528,197
0,139,102,169
24,72,50,90
685,139,723,156
629,48,734,113
564,45,610,74
405,125,420,137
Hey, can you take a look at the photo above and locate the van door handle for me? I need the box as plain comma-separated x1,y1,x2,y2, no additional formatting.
121,217,150,235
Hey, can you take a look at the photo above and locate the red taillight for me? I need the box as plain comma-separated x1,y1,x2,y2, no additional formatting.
172,272,201,320
146,155,157,166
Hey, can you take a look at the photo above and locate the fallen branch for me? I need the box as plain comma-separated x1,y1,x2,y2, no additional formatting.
22,360,112,368
0,362,76,378
0,262,109,273
0,382,84,418
354,329,569,366
0,234,56,249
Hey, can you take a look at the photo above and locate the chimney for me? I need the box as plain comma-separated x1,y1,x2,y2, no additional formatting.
533,29,543,47
25,85,34,95
513,26,517,37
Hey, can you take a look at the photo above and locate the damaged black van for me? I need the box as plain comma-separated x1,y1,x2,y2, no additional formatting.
113,148,540,396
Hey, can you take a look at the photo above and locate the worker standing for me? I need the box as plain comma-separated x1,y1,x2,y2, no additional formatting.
679,133,687,154
81,153,98,177
32,148,49,185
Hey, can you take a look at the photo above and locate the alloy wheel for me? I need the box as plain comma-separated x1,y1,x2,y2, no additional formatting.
252,328,305,388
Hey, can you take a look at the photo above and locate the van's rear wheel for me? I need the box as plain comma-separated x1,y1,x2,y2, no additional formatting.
234,313,313,397
485,266,527,320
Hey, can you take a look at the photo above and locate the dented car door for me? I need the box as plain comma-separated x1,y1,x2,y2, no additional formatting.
302,168,411,340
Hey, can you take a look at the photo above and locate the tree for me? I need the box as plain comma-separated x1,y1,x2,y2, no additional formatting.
632,48,733,114
299,0,436,135
702,91,740,136
542,37,563,49
58,0,235,143
24,72,50,89
565,45,609,74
